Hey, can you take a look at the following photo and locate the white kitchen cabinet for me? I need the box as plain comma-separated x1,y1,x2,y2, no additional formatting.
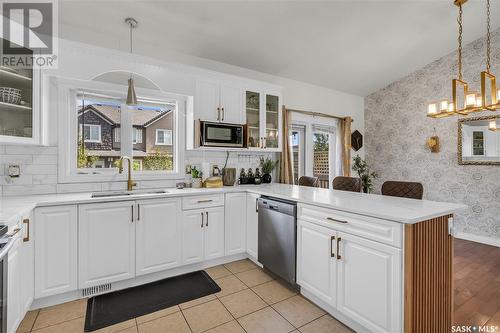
195,77,243,123
336,232,401,333
34,206,78,298
204,206,225,260
7,234,21,333
297,220,337,306
245,89,282,151
225,193,246,256
136,198,182,276
182,209,205,265
245,193,259,259
79,201,136,288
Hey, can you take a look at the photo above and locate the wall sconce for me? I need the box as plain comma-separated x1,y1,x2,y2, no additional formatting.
426,135,440,153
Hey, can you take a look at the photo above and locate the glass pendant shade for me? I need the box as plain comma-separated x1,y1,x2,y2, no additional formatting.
440,100,449,112
126,78,137,106
465,92,477,108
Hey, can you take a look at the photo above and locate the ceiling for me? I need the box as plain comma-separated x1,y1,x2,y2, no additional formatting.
58,0,500,97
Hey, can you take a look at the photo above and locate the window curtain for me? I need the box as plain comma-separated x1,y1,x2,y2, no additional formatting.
279,106,294,184
339,117,352,176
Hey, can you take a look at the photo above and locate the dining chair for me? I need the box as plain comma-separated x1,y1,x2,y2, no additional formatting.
298,176,319,187
331,176,362,192
381,181,424,200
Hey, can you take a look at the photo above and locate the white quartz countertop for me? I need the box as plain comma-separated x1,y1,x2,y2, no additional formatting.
0,183,467,225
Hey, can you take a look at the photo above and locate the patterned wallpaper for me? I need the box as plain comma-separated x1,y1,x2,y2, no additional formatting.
365,28,500,240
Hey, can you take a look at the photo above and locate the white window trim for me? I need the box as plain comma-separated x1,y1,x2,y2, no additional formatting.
57,77,186,184
133,128,143,144
82,124,102,143
155,129,172,145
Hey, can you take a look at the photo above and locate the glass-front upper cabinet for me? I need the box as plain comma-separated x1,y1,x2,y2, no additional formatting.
245,89,282,151
0,38,40,144
265,94,279,149
246,90,261,148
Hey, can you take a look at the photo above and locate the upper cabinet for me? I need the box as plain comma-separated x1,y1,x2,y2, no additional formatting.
195,77,243,124
0,38,42,145
245,88,282,151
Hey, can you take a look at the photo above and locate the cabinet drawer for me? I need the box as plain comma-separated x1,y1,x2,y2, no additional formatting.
182,194,224,210
298,204,402,248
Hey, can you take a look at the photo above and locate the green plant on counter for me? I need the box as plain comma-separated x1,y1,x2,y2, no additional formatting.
352,155,378,193
191,166,202,179
259,157,279,174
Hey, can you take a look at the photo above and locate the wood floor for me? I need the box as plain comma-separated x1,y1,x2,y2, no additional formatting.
453,238,500,327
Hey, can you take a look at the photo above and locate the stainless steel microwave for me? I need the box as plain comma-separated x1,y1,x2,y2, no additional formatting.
198,121,245,148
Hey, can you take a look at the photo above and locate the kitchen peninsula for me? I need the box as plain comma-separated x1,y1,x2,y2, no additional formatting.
0,184,466,333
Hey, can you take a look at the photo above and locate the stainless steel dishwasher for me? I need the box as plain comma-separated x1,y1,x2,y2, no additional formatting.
258,196,297,285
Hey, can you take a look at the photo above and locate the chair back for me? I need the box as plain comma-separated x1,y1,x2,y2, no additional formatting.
298,176,319,188
381,181,423,200
332,176,362,193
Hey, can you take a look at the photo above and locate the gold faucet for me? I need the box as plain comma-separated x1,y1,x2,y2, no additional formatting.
118,156,137,191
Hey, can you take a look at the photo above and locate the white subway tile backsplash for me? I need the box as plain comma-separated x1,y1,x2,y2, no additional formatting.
21,164,57,175
2,184,57,196
33,174,58,184
0,155,33,164
7,145,57,155
57,182,103,193
0,175,33,185
32,154,58,165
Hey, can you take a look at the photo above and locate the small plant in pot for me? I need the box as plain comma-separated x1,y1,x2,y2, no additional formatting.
191,167,203,188
352,155,378,193
259,157,279,183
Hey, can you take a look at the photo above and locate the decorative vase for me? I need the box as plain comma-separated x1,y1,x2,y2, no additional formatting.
262,173,272,183
192,178,202,188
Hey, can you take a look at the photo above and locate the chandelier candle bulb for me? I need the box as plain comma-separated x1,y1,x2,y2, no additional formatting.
476,95,483,107
466,93,478,108
489,120,497,130
428,103,438,115
448,102,455,112
440,100,449,112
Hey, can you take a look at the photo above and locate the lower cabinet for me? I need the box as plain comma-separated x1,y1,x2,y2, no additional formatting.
34,206,78,298
245,193,259,259
224,193,246,256
7,216,34,333
298,219,402,333
297,220,336,305
182,206,225,264
336,232,401,333
79,201,136,288
136,198,182,276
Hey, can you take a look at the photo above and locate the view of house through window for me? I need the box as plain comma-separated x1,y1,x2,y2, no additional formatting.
77,92,176,172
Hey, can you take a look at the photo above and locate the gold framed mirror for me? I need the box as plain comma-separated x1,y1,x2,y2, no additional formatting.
458,115,500,165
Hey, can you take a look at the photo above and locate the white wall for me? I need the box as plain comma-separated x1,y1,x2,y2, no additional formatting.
0,38,364,196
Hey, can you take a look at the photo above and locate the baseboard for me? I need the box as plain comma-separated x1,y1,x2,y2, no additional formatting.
454,231,500,248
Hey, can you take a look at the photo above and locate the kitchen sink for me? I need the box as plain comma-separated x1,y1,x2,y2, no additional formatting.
91,190,168,198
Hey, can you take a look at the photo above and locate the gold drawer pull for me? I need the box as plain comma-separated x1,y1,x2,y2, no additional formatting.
197,199,213,203
330,236,335,257
23,219,30,242
326,217,348,224
337,237,342,260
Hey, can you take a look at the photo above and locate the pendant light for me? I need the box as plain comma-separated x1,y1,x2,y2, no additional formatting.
125,17,138,106
427,0,499,118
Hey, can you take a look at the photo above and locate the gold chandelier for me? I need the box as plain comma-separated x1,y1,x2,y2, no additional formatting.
427,0,500,118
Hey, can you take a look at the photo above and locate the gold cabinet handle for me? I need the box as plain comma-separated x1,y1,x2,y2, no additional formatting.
221,107,225,121
197,199,213,203
205,211,209,227
23,218,30,242
337,237,342,260
217,107,220,121
255,198,259,212
137,204,140,221
201,212,204,228
326,217,348,224
330,235,335,258
131,205,134,223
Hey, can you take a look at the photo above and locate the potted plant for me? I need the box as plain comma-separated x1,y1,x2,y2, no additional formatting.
191,167,203,188
352,155,378,193
259,157,279,183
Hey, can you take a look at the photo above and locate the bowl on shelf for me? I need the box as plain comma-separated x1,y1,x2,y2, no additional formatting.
0,87,22,105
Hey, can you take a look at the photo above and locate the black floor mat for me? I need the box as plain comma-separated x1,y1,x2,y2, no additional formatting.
84,270,221,332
